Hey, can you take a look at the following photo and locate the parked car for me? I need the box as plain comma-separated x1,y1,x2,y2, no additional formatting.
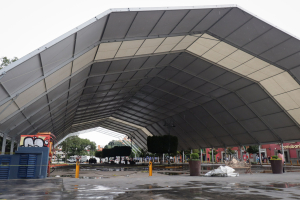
67,158,76,163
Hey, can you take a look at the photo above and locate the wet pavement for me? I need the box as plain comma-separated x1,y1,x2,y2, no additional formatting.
1,172,300,199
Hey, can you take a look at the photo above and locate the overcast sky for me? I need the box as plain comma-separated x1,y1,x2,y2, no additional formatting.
2,0,300,145
78,131,121,147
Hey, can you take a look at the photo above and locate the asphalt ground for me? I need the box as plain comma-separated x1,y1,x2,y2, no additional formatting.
1,164,300,199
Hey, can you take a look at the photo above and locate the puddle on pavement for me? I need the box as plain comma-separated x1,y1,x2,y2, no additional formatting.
52,175,108,179
157,172,188,175
114,187,274,200
2,178,300,200
90,185,112,190
266,183,300,188
135,184,164,189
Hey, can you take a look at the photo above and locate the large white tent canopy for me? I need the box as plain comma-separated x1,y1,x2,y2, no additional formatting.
1,5,300,150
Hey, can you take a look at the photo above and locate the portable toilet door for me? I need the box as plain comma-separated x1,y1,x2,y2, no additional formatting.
18,154,37,178
0,156,11,179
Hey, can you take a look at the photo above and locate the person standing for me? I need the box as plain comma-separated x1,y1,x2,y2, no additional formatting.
277,150,285,173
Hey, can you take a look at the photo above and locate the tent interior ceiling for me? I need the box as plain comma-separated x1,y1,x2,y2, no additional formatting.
1,5,300,149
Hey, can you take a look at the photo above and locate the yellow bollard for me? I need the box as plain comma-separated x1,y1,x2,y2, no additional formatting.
149,161,152,177
290,160,293,165
297,160,299,165
75,160,80,178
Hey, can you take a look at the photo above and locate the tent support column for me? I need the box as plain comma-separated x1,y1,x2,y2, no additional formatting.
240,146,243,161
212,148,214,164
201,149,203,162
259,145,262,166
1,133,7,155
10,138,15,155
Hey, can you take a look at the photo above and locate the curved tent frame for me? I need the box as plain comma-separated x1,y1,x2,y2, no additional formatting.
1,5,300,150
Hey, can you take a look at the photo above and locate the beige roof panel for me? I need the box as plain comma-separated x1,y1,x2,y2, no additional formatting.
135,38,165,55
15,80,46,108
95,42,122,60
115,40,144,58
72,46,98,73
45,63,72,90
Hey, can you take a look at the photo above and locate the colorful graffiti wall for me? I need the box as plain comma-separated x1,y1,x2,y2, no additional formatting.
20,135,51,148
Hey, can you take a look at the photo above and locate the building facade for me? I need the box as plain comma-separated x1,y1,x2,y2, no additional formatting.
204,142,300,164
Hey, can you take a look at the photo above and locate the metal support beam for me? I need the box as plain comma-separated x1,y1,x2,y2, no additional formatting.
240,146,243,161
147,84,242,146
1,133,7,155
281,142,285,170
212,148,214,164
259,145,262,166
10,138,15,155
201,149,203,162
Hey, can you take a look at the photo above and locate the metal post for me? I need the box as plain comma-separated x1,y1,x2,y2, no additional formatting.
240,146,243,161
259,145,262,166
149,161,152,176
163,153,164,163
282,142,285,168
201,149,203,162
75,160,80,178
212,148,214,164
182,151,184,163
168,126,171,165
225,147,227,162
10,138,15,155
1,133,7,155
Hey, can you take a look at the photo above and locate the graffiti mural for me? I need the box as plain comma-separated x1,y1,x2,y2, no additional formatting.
20,135,50,147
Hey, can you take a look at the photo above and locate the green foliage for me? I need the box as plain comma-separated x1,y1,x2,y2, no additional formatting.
102,146,132,158
226,147,236,155
95,151,102,158
190,153,199,160
0,57,18,69
147,135,178,155
139,148,149,158
271,155,281,160
60,136,96,156
192,149,200,154
209,148,218,155
104,140,124,149
246,146,259,154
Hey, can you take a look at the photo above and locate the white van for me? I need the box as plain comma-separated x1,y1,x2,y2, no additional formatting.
80,156,90,163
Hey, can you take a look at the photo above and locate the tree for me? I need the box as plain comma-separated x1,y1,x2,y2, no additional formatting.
87,141,96,156
209,148,218,155
139,148,149,162
226,147,235,155
60,136,96,157
0,57,18,69
104,140,124,149
225,147,236,160
246,145,259,154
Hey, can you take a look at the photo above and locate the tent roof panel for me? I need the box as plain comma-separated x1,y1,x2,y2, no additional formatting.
2,5,300,148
